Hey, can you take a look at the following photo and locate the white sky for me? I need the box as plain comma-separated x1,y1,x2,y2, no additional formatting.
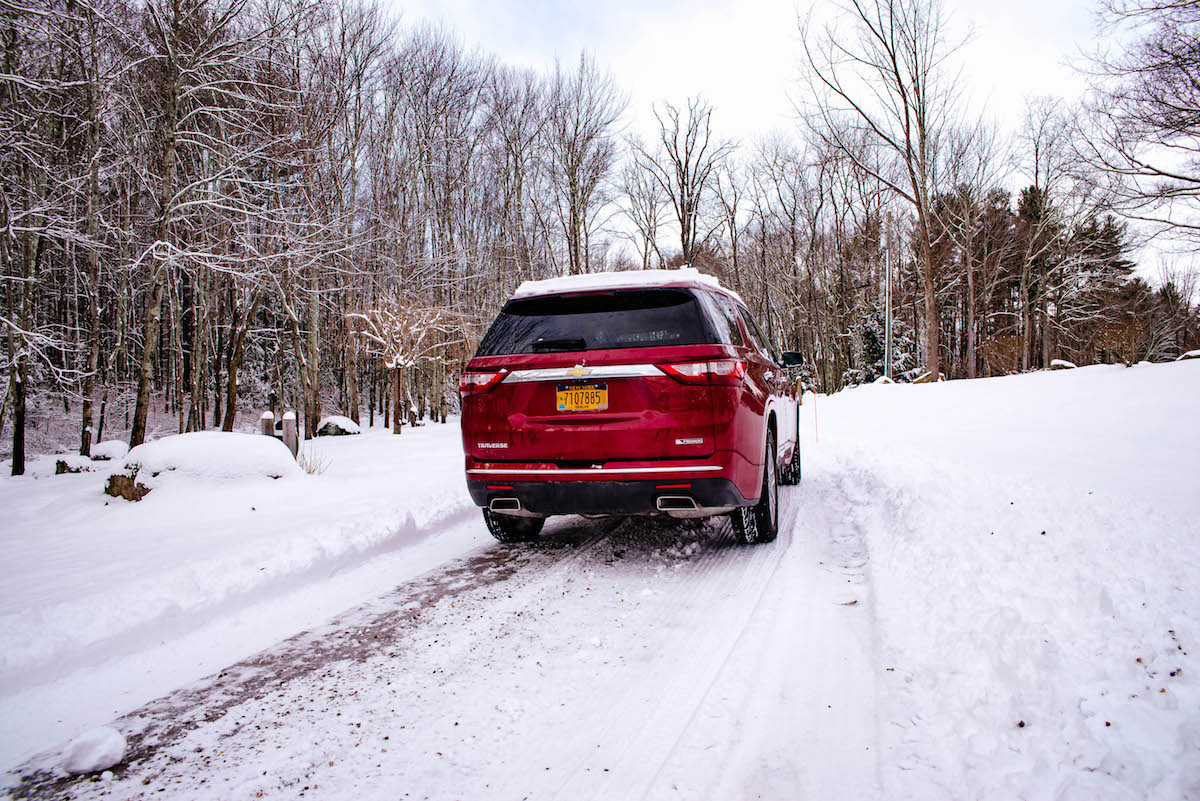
394,0,1198,282
398,0,1098,145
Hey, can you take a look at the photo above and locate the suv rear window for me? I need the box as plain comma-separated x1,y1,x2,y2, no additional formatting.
476,288,721,356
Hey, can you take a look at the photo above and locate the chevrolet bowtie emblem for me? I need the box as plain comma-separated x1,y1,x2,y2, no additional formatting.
567,365,591,377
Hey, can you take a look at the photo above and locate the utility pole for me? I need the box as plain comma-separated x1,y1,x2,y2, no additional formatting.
884,215,893,380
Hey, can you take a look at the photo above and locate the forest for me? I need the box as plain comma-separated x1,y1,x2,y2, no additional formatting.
3,0,1199,473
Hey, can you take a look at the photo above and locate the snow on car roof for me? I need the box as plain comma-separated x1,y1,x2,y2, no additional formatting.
511,267,741,302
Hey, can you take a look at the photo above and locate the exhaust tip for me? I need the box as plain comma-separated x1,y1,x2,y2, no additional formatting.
489,497,523,513
656,496,699,512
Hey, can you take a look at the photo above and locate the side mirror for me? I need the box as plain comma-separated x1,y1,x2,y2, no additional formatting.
780,351,804,368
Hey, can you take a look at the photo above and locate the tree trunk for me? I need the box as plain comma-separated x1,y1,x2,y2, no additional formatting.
80,76,102,457
130,279,164,448
1020,267,1031,372
347,325,360,424
966,257,977,380
222,289,262,431
11,362,25,476
97,387,108,443
392,365,403,435
212,282,225,428
132,59,179,448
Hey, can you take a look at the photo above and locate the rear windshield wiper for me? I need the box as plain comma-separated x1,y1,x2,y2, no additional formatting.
530,337,586,352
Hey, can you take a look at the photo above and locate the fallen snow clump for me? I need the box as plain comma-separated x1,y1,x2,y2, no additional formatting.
61,727,125,774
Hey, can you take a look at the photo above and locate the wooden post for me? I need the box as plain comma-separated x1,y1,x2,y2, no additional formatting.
282,411,298,459
261,411,275,438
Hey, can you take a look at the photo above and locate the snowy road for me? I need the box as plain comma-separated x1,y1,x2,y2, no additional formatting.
10,481,883,801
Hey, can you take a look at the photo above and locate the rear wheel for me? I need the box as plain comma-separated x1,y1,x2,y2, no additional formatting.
731,435,778,544
482,509,545,543
780,440,801,486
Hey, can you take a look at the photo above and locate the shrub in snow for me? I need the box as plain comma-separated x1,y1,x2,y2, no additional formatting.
105,432,302,501
316,415,361,436
1049,359,1077,370
1178,349,1200,361
61,727,126,774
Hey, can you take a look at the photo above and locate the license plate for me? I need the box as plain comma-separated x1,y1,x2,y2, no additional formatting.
556,383,608,411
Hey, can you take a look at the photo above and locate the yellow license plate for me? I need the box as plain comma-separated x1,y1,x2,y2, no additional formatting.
557,383,608,411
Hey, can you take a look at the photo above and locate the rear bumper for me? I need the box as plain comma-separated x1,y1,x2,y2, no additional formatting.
466,477,753,517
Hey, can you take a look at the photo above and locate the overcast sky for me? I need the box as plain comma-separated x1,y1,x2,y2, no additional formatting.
398,0,1098,145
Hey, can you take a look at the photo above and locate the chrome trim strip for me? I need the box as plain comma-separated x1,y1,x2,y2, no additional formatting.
502,364,664,383
467,465,723,476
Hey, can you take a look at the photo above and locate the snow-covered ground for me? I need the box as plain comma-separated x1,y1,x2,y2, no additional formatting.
0,421,484,774
2,361,1198,800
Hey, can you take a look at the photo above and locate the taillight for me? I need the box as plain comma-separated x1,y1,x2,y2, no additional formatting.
659,360,746,385
459,369,507,395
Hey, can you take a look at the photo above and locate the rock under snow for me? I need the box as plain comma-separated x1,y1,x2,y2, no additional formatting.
1049,359,1077,370
54,454,94,474
1178,349,1200,361
316,415,362,436
61,727,125,774
105,432,302,500
89,440,129,462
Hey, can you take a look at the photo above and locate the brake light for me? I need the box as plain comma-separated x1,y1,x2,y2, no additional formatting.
459,369,507,395
660,360,746,385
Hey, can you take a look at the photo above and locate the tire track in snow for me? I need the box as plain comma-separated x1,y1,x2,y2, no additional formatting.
631,467,884,801
12,473,887,801
5,516,622,800
542,516,793,801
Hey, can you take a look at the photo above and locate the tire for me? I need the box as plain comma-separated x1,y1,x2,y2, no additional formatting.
731,435,779,544
780,440,801,486
482,509,545,543
780,405,801,486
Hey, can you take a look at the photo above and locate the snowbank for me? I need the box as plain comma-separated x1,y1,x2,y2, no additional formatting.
814,360,1200,799
0,421,480,770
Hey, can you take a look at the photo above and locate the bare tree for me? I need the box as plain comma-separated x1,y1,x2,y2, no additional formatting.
800,0,966,378
632,96,735,266
618,136,667,269
941,120,1008,377
544,52,625,275
1078,0,1200,248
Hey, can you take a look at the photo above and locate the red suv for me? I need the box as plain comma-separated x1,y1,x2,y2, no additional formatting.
459,268,801,544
